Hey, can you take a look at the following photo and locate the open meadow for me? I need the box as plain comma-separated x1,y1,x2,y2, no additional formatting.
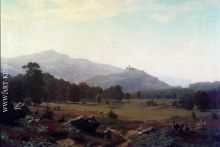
43,98,220,122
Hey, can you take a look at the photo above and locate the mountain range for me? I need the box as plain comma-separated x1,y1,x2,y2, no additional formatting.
86,67,170,92
2,50,123,82
189,81,220,91
2,50,171,92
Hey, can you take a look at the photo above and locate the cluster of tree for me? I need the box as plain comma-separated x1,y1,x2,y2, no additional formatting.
3,62,124,104
137,88,194,99
188,90,219,110
136,87,220,111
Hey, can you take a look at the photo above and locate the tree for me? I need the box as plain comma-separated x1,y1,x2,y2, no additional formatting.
193,91,210,111
178,96,194,110
103,85,124,101
136,91,142,98
22,62,45,104
96,93,102,103
125,93,131,99
78,82,92,100
69,84,80,102
112,85,124,101
89,87,103,101
43,73,58,101
55,79,70,101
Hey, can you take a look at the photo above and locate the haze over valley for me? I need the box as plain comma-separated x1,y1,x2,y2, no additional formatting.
1,1,220,147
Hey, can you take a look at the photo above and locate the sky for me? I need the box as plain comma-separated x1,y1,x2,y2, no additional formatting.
1,0,220,83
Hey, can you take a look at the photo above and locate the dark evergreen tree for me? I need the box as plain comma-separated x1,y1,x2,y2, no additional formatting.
22,62,45,104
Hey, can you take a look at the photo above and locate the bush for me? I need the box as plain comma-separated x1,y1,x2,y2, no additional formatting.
107,110,118,120
99,111,127,134
100,117,127,134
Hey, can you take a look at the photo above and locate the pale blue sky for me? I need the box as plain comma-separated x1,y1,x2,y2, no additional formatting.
1,0,220,82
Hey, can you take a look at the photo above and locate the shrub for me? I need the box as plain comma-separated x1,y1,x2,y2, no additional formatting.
99,111,127,134
107,110,118,120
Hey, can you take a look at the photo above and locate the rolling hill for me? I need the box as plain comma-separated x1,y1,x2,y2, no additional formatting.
189,81,220,91
86,67,171,92
2,50,171,92
1,50,123,82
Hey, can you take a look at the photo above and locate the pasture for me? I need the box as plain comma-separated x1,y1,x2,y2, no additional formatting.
45,99,194,121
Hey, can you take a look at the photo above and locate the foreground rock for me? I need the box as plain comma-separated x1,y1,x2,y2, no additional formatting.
65,116,100,134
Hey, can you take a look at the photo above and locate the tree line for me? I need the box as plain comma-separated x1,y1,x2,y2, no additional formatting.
132,87,220,111
3,62,124,104
2,62,219,111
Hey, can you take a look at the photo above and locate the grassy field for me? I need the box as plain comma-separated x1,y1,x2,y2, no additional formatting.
46,99,193,121
42,98,220,122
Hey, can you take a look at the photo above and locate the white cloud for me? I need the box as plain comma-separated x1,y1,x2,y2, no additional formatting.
2,0,220,24
145,0,220,23
2,0,142,23
150,12,176,23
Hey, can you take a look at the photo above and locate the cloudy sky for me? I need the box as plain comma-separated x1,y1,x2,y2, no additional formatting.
2,0,220,83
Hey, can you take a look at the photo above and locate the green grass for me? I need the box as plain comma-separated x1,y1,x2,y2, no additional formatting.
47,99,192,121
46,99,220,121
128,98,175,105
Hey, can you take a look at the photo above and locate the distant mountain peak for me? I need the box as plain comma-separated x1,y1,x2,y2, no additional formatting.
2,50,171,92
2,50,123,82
87,67,170,92
42,49,58,54
34,50,68,57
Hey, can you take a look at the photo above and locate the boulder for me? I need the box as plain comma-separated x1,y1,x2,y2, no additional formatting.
66,116,100,133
